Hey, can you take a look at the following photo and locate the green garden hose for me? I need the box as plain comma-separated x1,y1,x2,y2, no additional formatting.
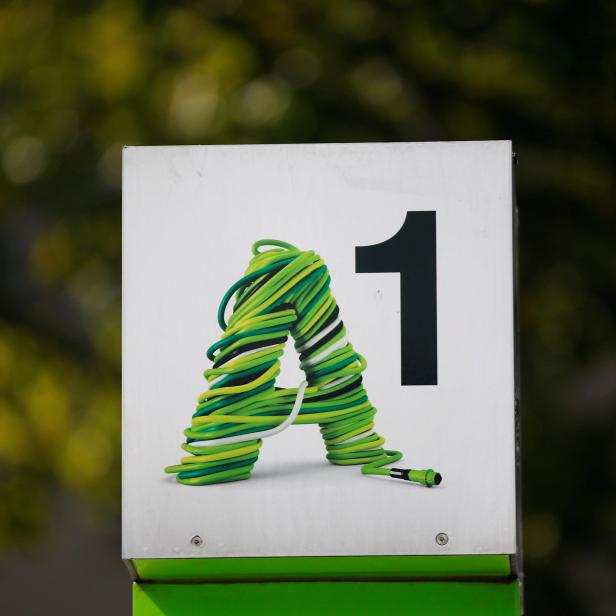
165,239,442,488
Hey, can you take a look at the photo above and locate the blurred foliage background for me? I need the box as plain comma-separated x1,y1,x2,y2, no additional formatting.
0,0,615,614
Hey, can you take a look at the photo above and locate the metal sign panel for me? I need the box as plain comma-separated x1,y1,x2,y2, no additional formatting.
122,142,517,560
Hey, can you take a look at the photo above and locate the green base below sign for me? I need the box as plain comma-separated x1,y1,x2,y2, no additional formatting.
131,555,520,615
132,554,512,582
134,580,521,615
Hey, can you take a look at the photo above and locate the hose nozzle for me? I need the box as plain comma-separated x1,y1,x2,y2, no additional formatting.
390,467,442,487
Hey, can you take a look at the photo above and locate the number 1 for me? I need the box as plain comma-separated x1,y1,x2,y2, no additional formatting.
355,211,437,386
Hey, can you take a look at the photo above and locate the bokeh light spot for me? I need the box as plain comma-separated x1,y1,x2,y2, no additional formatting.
231,77,290,126
24,371,70,448
2,137,47,184
525,512,561,561
98,145,123,189
350,59,404,107
29,225,72,285
275,47,321,88
0,403,28,464
169,74,219,137
61,426,113,484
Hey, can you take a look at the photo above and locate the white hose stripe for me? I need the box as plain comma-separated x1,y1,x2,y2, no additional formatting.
340,430,375,444
300,336,348,369
295,317,342,353
190,380,308,447
321,375,353,390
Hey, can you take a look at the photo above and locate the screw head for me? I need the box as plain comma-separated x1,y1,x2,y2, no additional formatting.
435,532,449,546
190,535,203,547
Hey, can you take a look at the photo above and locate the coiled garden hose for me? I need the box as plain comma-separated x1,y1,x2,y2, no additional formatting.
165,239,442,488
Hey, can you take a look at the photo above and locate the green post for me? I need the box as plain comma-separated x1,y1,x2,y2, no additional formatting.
134,580,520,615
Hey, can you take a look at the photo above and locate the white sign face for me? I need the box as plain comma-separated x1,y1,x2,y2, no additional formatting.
122,142,517,560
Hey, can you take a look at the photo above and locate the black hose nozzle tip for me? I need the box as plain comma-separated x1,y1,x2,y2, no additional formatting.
390,468,443,487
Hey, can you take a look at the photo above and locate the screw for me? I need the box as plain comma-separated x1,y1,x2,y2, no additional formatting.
435,532,449,546
190,535,203,547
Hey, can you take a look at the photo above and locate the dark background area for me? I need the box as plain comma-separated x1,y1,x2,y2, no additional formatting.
1,1,615,614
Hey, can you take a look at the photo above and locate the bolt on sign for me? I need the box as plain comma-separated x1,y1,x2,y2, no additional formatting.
122,142,520,587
